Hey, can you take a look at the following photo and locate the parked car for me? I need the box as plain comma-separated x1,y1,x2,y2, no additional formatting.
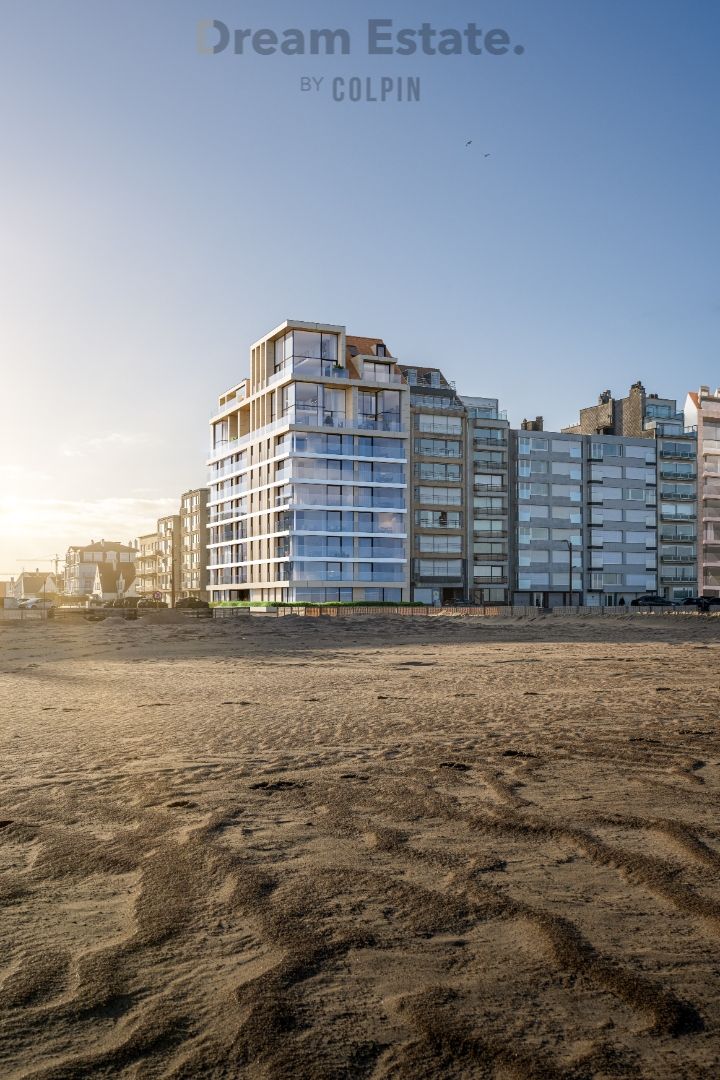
174,596,210,609
697,596,720,613
18,598,54,610
136,598,168,609
630,595,676,608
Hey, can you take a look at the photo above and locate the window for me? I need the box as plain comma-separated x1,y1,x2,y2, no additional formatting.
474,450,505,466
474,564,505,581
474,519,504,534
417,414,462,435
591,442,622,460
415,486,462,505
416,461,462,482
519,505,549,521
475,473,504,488
518,482,549,499
590,485,622,501
364,360,393,382
418,534,462,553
518,573,550,589
551,529,581,545
552,439,582,458
518,527,549,544
552,461,582,479
518,437,548,454
415,510,462,529
591,529,622,545
551,506,582,524
591,464,622,481
417,559,462,577
519,459,549,477
474,541,506,555
474,496,504,511
518,550,550,566
414,437,462,458
551,484,581,502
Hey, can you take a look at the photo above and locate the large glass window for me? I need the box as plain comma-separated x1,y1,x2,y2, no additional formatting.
414,438,462,458
518,437,549,454
417,559,463,578
416,461,462,481
417,535,462,554
415,486,462,505
552,439,582,458
416,414,463,435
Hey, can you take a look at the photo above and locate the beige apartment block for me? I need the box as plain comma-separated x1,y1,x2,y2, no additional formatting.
686,387,720,597
180,488,209,599
136,532,159,598
208,321,410,603
156,515,181,607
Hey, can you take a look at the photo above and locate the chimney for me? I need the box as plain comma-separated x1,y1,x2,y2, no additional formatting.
700,386,709,397
599,390,612,404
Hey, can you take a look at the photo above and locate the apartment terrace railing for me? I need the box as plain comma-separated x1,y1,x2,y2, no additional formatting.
660,488,697,500
659,448,695,459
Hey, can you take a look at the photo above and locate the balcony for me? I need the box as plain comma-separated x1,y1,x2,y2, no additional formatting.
473,552,508,562
660,511,695,522
660,488,696,501
269,357,350,385
660,530,696,542
660,552,696,563
660,470,696,481
474,483,507,494
660,448,695,460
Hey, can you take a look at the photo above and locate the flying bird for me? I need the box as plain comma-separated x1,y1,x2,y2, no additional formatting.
484,153,491,157
465,140,472,147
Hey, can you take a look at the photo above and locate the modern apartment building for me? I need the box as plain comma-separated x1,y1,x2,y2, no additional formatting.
136,532,159,598
180,488,209,599
208,321,410,603
156,515,181,606
398,365,468,604
685,386,720,597
563,383,698,599
463,396,510,604
509,425,657,607
64,540,136,597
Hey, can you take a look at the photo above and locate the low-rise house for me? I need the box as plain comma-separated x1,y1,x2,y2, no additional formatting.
91,563,137,602
10,572,58,601
64,540,137,596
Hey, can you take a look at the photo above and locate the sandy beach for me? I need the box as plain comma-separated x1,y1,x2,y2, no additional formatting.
1,614,719,1078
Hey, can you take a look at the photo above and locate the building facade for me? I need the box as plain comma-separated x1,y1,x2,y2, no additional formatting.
180,488,209,599
563,383,698,600
64,541,136,597
509,426,658,607
398,366,468,604
136,532,159,598
208,321,410,603
463,397,510,604
157,515,181,607
685,387,720,598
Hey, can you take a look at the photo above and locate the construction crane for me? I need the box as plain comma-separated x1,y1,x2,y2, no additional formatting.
16,555,64,577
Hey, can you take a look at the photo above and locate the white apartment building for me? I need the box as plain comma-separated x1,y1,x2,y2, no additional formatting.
208,321,410,603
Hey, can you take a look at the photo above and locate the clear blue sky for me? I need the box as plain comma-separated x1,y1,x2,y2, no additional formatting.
1,0,719,570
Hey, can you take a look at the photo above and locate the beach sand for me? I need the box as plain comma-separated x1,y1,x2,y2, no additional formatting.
1,613,719,1078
